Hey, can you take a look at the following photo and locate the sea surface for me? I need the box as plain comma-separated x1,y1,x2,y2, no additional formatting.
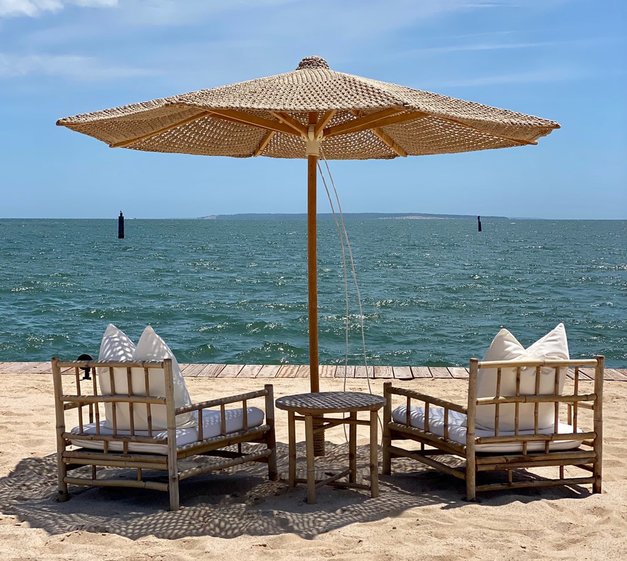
1,217,625,367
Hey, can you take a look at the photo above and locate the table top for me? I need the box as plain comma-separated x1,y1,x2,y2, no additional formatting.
275,391,384,414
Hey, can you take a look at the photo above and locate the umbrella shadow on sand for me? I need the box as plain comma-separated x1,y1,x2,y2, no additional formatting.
0,442,591,540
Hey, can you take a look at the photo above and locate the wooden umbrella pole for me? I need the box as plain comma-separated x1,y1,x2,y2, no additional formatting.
307,110,320,394
307,152,319,393
307,113,324,457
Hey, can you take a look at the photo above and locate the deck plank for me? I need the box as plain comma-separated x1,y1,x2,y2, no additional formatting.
237,364,263,377
354,365,374,378
411,366,431,378
217,364,244,378
276,364,300,378
294,365,311,378
578,368,595,381
0,362,624,381
449,367,469,379
430,367,453,379
257,364,281,378
605,368,627,381
334,365,355,378
197,363,226,377
181,364,206,377
374,366,394,379
392,366,413,380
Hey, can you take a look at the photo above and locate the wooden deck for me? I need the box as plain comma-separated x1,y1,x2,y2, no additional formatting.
1,362,626,381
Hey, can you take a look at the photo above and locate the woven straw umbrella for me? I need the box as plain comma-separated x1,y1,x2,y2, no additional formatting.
57,55,559,394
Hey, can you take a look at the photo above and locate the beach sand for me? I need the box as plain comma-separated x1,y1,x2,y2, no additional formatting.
1,374,625,560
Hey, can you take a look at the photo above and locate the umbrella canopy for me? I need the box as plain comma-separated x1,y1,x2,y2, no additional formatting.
57,55,560,392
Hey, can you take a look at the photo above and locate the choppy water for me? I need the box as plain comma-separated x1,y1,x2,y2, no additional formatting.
1,217,625,367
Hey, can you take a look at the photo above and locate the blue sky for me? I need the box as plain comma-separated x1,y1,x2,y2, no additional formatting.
1,0,625,219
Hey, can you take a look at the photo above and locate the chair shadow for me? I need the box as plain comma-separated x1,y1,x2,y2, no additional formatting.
0,442,591,540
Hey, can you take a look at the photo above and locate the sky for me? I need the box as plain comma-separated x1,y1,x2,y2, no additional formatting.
0,0,625,219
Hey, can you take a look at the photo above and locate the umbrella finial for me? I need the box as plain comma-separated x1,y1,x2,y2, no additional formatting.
297,56,329,70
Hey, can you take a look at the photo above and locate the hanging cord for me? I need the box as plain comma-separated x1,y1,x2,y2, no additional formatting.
319,149,373,394
317,161,351,391
318,150,383,443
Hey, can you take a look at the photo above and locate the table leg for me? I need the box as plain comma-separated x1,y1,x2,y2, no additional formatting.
349,412,357,484
370,409,379,498
288,411,296,488
305,414,316,504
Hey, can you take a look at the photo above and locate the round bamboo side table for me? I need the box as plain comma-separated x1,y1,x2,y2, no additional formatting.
275,391,385,504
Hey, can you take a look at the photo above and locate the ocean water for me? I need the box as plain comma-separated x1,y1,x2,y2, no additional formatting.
0,217,625,367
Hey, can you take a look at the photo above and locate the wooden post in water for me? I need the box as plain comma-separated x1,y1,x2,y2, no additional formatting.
118,211,125,239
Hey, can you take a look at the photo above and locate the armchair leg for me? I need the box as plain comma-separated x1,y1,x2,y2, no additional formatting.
465,456,477,501
57,457,69,501
593,460,602,494
169,480,180,511
382,382,392,476
381,431,392,475
267,434,278,481
264,384,278,481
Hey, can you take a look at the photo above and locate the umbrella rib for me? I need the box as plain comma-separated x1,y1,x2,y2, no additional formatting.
206,109,300,136
324,108,427,138
109,107,299,150
253,130,275,156
371,127,407,157
429,114,542,146
314,110,337,139
109,110,213,148
271,112,308,136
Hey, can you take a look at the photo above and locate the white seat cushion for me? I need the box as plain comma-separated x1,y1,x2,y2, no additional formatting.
392,405,581,454
476,324,570,431
70,407,265,455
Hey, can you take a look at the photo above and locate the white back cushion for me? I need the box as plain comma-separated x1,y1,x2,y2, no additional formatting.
476,324,569,431
97,324,136,429
132,326,193,428
97,325,194,430
98,323,135,361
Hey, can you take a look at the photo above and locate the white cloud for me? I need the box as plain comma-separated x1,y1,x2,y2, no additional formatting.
0,0,116,18
420,41,561,54
0,51,155,79
433,67,582,87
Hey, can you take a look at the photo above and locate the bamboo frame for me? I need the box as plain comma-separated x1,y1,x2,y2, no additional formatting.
382,357,604,500
51,358,277,511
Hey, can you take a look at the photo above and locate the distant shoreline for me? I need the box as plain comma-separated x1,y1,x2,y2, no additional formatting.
199,212,506,220
1,214,625,221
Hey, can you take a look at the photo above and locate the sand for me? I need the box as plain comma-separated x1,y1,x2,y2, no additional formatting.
1,374,625,561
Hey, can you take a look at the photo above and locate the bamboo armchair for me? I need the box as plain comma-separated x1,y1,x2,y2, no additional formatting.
382,357,604,500
52,358,277,510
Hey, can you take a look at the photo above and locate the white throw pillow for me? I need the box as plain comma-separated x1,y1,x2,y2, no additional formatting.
97,324,136,429
476,324,569,432
97,324,194,430
98,323,135,362
132,326,194,429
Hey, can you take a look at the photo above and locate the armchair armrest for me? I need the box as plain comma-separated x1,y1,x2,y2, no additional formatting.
174,384,274,441
384,384,467,414
175,387,271,415
384,383,467,443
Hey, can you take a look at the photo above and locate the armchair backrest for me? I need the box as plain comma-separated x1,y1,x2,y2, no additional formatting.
52,358,180,436
96,360,182,431
468,357,604,436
